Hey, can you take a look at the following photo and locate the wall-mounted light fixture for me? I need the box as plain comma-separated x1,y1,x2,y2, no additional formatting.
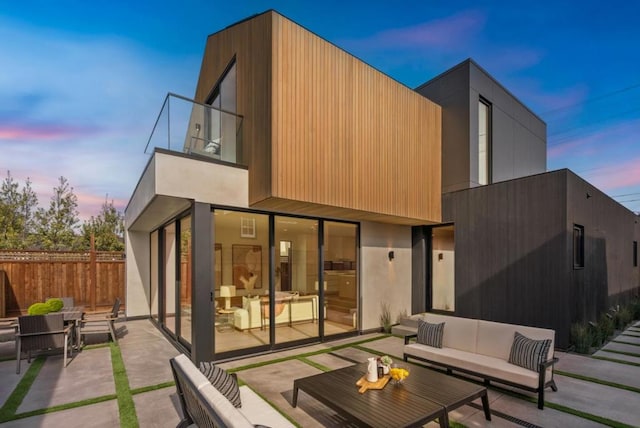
195,123,201,133
388,251,395,261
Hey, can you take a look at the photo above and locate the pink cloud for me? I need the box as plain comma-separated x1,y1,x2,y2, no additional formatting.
344,10,486,51
583,157,640,192
0,124,88,141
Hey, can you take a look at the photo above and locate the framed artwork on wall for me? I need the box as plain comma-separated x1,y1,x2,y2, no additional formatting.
232,244,262,290
214,243,222,289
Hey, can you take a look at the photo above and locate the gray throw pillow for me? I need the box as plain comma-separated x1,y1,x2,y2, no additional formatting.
199,361,242,408
508,332,552,373
417,320,444,348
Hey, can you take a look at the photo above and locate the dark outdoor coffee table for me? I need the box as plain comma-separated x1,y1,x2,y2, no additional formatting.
292,362,490,428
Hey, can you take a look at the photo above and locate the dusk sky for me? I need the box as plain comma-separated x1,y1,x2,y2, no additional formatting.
2,1,639,220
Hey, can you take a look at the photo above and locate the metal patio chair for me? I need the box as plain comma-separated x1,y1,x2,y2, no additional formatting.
80,297,121,345
16,313,72,374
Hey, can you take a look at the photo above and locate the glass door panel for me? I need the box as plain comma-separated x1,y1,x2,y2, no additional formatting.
163,223,177,335
213,210,269,355
274,217,319,345
150,230,159,321
431,226,455,311
323,222,358,336
179,216,192,345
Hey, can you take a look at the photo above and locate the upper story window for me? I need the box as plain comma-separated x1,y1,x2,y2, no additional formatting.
478,98,491,185
634,241,638,267
573,225,584,269
204,60,237,161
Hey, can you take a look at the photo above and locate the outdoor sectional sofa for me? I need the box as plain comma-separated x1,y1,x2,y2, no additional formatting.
170,353,294,427
397,313,558,409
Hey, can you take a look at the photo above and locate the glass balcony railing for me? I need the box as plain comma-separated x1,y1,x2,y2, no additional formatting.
145,93,244,164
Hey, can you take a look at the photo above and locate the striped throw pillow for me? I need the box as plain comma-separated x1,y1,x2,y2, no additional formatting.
508,332,552,373
199,361,242,408
417,320,445,348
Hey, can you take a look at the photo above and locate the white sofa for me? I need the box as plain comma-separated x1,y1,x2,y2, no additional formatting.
234,293,319,330
397,313,558,409
170,354,295,428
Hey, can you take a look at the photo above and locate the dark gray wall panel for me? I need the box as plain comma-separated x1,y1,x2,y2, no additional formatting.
443,169,640,348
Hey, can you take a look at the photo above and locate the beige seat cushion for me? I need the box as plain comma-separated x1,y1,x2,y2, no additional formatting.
404,345,540,389
239,386,295,427
422,313,479,353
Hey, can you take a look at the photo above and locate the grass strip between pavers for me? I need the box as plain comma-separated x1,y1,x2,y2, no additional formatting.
555,370,640,393
297,356,332,372
8,394,117,422
0,356,45,422
130,381,175,396
543,401,636,428
110,342,139,428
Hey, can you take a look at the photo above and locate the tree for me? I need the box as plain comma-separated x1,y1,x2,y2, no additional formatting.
80,197,125,251
33,176,80,250
0,171,39,249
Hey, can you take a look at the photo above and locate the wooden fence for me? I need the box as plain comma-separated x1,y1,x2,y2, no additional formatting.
0,250,125,316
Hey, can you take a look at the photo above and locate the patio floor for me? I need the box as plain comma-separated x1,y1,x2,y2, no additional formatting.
0,319,639,427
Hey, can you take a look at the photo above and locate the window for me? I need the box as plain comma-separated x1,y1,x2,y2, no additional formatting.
634,241,638,267
478,98,491,185
205,60,237,161
573,225,584,269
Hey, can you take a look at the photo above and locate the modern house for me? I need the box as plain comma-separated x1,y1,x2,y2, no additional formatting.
125,10,639,361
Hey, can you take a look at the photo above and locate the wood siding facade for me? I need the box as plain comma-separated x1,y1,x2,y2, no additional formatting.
195,11,441,225
439,169,640,349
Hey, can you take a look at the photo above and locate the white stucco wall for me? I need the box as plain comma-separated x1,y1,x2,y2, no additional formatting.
125,151,250,317
359,221,412,330
126,230,151,317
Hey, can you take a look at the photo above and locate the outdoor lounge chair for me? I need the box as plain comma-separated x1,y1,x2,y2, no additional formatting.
16,313,72,374
80,298,121,344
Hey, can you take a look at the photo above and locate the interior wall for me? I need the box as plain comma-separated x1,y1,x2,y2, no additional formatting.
360,221,412,330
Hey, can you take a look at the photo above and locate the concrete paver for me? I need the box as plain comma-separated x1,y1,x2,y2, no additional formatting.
599,341,640,355
133,386,183,427
18,346,114,413
0,400,119,428
551,374,640,427
555,351,640,389
592,349,640,364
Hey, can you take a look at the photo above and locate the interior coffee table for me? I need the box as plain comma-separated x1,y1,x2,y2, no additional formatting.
292,362,490,428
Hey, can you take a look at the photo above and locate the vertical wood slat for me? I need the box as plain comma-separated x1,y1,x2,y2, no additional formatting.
196,11,441,225
0,251,124,316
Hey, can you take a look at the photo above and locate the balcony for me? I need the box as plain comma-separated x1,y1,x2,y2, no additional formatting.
145,93,244,165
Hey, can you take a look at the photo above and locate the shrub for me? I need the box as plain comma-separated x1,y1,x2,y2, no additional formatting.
615,306,633,329
629,298,640,320
570,323,592,354
27,302,51,315
380,302,392,333
597,312,614,343
45,298,64,313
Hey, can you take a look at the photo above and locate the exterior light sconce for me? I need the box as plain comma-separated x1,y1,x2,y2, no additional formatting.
388,251,395,261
